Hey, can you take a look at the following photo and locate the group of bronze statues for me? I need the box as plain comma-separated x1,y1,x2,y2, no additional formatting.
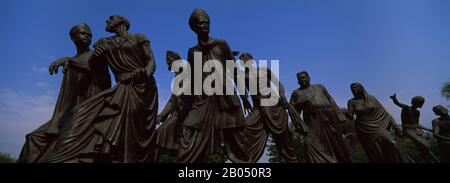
17,9,449,163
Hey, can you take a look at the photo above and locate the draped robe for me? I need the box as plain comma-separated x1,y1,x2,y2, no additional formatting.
46,34,158,163
18,51,111,163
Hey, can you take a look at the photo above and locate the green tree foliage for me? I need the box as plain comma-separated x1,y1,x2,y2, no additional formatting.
158,149,177,163
267,124,439,163
396,132,440,163
206,148,227,163
158,146,227,163
0,152,16,163
267,126,306,163
441,81,450,100
267,123,368,163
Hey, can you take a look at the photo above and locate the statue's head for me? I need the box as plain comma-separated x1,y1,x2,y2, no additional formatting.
350,83,365,98
296,71,310,88
433,105,448,116
411,96,425,108
166,50,181,72
69,23,92,47
239,52,254,65
106,15,130,33
189,8,210,36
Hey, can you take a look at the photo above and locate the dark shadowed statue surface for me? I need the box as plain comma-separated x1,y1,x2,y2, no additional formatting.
155,51,183,160
44,15,158,163
17,23,111,163
238,52,298,163
175,9,250,163
289,71,351,163
347,83,412,163
18,9,444,165
431,105,450,163
390,94,439,163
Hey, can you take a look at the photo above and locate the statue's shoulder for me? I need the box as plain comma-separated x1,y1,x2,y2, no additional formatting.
188,46,199,55
314,84,325,89
187,46,200,62
129,33,150,44
132,33,149,40
292,88,303,96
215,38,226,44
432,118,439,125
84,50,95,58
95,38,107,44
218,39,231,48
94,37,110,47
188,45,198,51
347,98,356,105
367,95,378,101
208,38,227,47
71,50,94,58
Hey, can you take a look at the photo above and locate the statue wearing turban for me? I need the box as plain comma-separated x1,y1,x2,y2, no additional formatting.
176,9,251,163
18,23,111,163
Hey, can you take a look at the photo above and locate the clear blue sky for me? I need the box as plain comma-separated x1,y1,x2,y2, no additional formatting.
0,0,449,161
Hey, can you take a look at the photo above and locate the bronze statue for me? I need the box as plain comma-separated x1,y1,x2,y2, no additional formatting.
17,23,111,163
289,71,351,163
339,108,357,157
45,15,158,163
155,51,183,161
390,94,439,163
175,9,250,163
239,53,298,163
431,105,450,163
347,83,411,163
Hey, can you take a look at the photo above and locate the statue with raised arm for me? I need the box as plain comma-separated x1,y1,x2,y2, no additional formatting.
239,53,298,163
431,105,450,163
289,71,351,163
46,15,158,163
176,9,251,163
390,94,439,163
17,23,111,163
347,83,411,163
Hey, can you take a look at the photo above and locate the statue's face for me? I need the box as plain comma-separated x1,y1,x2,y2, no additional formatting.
71,27,92,46
433,110,442,116
166,58,175,70
412,101,424,108
417,103,424,108
297,73,310,87
166,57,182,74
351,85,363,97
192,16,210,35
240,55,251,64
106,16,121,33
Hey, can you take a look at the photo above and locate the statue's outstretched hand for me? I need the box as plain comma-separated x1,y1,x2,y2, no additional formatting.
390,93,397,100
49,57,69,75
93,44,107,57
